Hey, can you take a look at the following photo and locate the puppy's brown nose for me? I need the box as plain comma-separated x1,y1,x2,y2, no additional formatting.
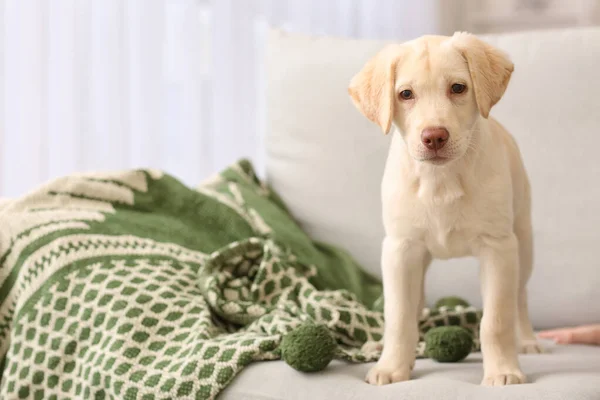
421,127,449,150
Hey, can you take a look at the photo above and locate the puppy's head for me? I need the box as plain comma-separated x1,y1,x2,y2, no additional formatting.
349,33,513,165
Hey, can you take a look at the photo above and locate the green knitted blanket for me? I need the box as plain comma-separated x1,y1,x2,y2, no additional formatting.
0,160,481,399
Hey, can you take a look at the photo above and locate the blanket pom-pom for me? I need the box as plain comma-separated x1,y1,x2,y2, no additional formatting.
434,296,470,309
425,326,473,362
281,323,336,372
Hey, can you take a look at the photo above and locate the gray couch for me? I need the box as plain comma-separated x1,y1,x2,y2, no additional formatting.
223,27,600,399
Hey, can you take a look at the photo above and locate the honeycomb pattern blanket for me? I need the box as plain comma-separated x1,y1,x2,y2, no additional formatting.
0,160,481,399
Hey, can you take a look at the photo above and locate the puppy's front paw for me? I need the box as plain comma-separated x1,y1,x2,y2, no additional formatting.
519,340,544,354
482,372,526,386
365,361,411,386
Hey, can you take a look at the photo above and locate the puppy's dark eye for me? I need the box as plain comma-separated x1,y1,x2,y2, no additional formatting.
399,89,413,100
451,83,466,94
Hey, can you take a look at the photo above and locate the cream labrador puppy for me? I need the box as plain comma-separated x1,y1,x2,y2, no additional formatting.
348,32,542,387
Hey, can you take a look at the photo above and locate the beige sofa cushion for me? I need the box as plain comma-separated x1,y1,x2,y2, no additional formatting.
265,27,600,329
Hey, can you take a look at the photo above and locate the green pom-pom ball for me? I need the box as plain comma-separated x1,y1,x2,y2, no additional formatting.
434,296,470,309
280,324,337,372
425,326,473,362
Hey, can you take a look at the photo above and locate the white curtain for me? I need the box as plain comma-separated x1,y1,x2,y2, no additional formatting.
0,0,439,197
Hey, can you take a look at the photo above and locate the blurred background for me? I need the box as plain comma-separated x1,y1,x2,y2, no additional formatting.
0,0,599,197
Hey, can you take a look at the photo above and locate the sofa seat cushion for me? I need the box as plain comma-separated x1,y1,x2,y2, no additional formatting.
221,342,600,399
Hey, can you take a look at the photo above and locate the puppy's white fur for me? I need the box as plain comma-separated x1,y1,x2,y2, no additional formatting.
349,33,541,387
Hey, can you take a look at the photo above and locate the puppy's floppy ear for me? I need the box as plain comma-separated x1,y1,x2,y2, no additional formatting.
452,32,514,118
348,45,402,134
